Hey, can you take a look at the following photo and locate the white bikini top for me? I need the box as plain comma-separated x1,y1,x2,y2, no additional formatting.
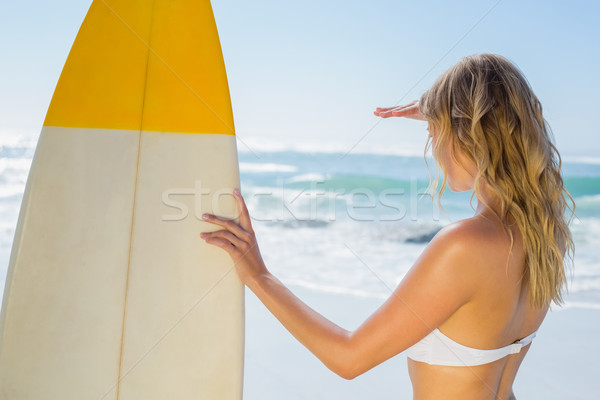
406,328,537,367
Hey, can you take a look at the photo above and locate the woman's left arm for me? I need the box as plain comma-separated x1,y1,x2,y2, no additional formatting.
201,190,477,379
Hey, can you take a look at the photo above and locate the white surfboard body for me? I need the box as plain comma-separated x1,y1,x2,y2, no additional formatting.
0,1,244,399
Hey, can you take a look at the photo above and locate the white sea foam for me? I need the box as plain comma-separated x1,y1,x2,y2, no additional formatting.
0,133,38,148
0,185,25,200
574,194,600,207
0,157,32,168
286,173,329,183
569,278,600,292
0,157,33,177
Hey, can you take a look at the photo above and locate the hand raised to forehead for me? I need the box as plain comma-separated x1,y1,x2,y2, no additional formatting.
373,100,425,121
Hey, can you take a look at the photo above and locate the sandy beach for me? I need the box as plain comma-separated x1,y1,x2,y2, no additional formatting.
243,284,600,399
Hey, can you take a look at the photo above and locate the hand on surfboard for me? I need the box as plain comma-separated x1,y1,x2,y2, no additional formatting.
373,100,425,120
201,190,269,286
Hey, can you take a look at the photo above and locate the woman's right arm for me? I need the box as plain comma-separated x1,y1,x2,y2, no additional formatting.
243,222,478,379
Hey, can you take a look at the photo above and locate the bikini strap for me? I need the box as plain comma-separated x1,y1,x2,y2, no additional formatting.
508,331,537,355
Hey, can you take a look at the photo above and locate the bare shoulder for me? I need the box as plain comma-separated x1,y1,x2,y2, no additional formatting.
386,218,501,331
432,216,511,255
420,217,512,287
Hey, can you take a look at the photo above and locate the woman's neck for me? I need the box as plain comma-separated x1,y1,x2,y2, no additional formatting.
473,182,505,221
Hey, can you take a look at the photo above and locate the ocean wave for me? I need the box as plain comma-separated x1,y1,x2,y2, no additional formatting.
239,162,297,173
0,185,26,200
272,219,331,229
2,134,600,168
0,157,33,176
560,301,600,310
562,156,600,165
258,214,443,245
282,278,388,300
241,181,446,225
281,280,600,310
573,194,600,208
569,278,600,293
236,137,427,157
564,177,600,199
0,136,37,159
285,173,329,183
366,221,443,244
268,172,430,194
570,217,600,243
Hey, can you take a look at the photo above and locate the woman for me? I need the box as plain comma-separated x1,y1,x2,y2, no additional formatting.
200,54,575,399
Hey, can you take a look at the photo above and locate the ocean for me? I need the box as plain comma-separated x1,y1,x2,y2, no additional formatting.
1,136,599,309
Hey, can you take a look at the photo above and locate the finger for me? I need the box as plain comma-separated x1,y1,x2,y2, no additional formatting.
374,107,400,117
391,106,418,117
233,189,254,233
203,236,239,256
375,110,396,118
375,104,416,118
376,101,418,113
375,107,396,112
202,229,248,250
202,213,248,239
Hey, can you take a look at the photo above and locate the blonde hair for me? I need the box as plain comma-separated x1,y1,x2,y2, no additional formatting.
420,54,575,308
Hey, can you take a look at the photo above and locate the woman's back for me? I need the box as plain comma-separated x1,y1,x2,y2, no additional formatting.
408,211,548,399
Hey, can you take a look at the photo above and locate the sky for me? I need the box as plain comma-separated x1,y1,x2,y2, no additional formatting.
0,0,599,157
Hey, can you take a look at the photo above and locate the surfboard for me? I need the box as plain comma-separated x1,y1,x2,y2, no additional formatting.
0,1,244,399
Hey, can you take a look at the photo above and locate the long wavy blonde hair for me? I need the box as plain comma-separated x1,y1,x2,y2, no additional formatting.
420,54,575,308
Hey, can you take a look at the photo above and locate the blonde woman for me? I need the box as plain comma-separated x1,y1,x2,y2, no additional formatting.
200,54,575,399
